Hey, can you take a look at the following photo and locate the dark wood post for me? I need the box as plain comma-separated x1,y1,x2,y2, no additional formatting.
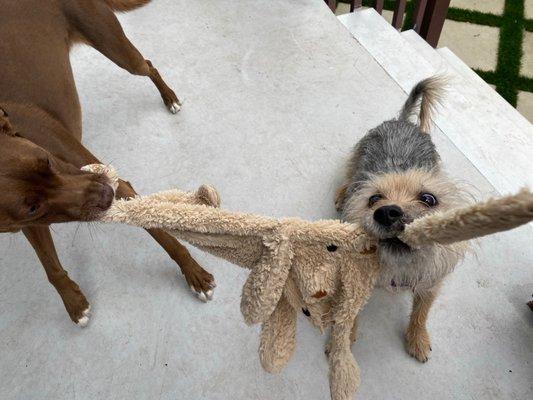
326,0,337,12
412,0,428,32
374,0,384,14
350,0,363,12
419,0,451,47
392,0,407,29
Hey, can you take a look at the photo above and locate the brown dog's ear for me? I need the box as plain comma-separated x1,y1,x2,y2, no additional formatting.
0,108,17,137
241,234,293,325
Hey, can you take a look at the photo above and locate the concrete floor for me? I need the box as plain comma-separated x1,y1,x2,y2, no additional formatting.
0,1,532,399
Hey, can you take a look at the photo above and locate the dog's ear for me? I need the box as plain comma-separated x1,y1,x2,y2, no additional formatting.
0,108,17,137
241,234,293,325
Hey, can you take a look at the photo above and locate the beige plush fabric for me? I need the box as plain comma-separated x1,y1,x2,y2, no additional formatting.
86,165,533,400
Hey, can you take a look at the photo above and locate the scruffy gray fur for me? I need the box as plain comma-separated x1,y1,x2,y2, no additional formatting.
342,76,445,206
343,120,440,202
335,76,468,363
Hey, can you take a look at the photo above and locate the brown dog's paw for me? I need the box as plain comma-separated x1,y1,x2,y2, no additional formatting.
146,60,181,114
165,93,181,114
57,278,91,327
158,77,181,114
182,261,216,302
405,328,432,363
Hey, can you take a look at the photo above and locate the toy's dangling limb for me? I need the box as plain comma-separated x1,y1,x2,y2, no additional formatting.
143,185,221,208
327,265,362,400
259,294,297,373
400,189,533,247
241,232,293,325
81,164,221,208
328,312,359,400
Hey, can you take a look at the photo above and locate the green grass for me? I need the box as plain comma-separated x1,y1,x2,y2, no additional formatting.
492,0,524,105
337,0,532,107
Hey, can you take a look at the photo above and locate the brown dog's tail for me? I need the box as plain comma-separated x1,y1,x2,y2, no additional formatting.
104,0,151,12
399,76,447,133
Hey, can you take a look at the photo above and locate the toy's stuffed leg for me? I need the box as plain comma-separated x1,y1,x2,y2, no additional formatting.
146,185,221,208
81,164,220,208
327,263,365,400
241,233,292,325
327,313,360,400
259,294,297,373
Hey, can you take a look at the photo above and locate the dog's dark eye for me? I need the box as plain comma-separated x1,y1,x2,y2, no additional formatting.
28,204,40,215
368,194,382,207
327,244,338,252
419,193,438,207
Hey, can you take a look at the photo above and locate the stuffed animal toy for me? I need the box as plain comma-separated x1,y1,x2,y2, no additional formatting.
85,164,533,400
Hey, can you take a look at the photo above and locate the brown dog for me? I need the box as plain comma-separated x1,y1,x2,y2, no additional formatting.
0,0,214,327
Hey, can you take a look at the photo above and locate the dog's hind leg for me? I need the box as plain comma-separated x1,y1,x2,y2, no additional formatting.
23,226,91,327
67,0,181,113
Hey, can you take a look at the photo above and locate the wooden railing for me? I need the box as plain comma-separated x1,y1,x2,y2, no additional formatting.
326,0,451,47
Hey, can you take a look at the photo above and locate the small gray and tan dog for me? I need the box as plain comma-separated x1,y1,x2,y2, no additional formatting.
335,76,468,363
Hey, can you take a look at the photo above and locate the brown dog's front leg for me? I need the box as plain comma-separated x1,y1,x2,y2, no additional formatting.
22,128,215,301
23,226,90,326
116,179,215,301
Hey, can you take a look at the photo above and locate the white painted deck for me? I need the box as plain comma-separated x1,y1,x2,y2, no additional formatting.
1,1,532,399
339,8,533,195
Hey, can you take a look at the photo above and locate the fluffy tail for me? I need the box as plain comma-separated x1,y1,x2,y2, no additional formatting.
104,0,151,12
399,76,447,133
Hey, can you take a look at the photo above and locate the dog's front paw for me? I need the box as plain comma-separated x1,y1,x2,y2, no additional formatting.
57,278,91,328
76,306,91,328
161,89,181,114
182,262,216,302
168,100,181,114
405,328,432,363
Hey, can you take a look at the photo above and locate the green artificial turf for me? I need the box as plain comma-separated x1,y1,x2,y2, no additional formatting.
337,0,532,107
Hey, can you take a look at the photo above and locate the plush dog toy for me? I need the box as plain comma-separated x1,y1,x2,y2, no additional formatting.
85,165,533,400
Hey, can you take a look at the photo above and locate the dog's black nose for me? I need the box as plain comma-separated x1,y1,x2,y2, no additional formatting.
373,205,404,227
